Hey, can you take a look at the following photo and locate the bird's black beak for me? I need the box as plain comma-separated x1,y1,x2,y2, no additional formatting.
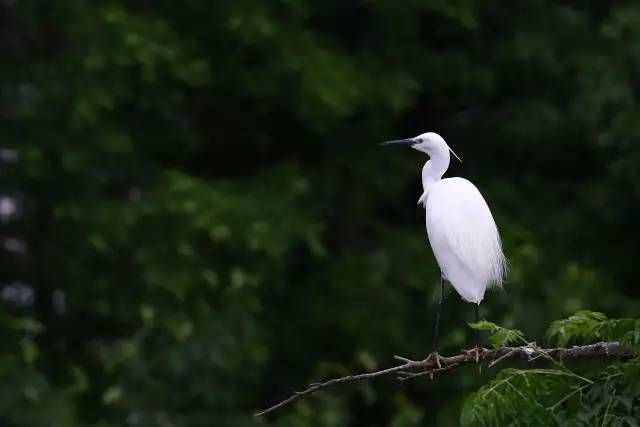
380,138,416,147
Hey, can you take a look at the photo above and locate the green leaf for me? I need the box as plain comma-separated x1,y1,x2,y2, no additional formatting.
547,311,608,346
547,311,640,349
468,320,526,348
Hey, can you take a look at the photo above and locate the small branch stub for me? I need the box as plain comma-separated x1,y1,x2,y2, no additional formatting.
255,341,635,417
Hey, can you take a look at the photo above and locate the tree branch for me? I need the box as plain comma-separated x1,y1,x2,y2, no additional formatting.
255,341,635,417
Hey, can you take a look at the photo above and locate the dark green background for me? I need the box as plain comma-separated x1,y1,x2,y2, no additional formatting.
2,1,640,425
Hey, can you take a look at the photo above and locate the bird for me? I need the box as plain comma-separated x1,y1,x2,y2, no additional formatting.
383,132,507,355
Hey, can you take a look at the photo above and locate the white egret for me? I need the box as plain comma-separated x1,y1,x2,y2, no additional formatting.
383,132,507,352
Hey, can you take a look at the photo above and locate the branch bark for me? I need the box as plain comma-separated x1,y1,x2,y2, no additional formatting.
255,341,635,417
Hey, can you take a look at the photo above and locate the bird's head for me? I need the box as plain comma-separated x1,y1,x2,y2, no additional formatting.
382,132,462,163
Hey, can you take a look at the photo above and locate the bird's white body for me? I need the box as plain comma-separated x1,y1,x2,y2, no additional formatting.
423,177,504,303
403,132,507,305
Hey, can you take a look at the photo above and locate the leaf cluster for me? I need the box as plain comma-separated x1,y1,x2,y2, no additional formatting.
548,311,640,350
469,320,527,349
462,313,640,426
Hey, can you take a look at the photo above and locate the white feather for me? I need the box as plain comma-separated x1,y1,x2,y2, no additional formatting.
424,177,506,304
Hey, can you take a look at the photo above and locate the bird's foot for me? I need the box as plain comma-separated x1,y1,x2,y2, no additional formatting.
463,346,485,363
422,352,444,380
395,351,447,381
423,351,443,369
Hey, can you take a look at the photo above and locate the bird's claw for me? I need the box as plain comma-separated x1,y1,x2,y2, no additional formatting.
424,351,443,369
422,352,444,380
396,353,460,382
464,346,484,363
394,352,444,381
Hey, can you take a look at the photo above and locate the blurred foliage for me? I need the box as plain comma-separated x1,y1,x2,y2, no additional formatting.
2,0,640,425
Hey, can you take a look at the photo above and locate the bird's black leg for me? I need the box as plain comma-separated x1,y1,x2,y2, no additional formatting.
474,304,480,348
431,275,445,352
466,304,483,365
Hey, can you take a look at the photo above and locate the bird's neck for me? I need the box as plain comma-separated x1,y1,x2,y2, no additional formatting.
418,154,450,206
421,152,450,191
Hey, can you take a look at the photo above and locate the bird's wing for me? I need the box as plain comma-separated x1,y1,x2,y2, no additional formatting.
425,178,506,290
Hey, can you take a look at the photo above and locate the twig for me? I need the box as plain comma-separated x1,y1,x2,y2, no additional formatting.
255,341,634,417
488,348,517,368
